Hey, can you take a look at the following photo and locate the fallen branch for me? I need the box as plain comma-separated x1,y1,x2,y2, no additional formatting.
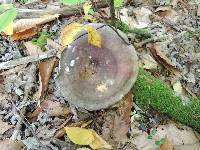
0,51,55,70
17,0,109,19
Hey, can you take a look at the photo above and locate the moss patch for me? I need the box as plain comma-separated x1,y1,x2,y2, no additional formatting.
133,69,200,131
106,19,152,39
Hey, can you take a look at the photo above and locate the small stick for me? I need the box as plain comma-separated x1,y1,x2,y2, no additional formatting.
16,0,109,19
0,51,55,70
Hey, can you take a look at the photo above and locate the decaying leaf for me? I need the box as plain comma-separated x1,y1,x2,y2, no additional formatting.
46,38,61,51
29,100,71,120
84,25,102,48
65,127,94,145
90,131,113,149
155,7,178,23
61,23,102,50
159,137,173,150
132,121,200,150
102,91,132,147
65,127,112,149
0,139,23,150
120,7,152,29
0,117,14,134
61,23,83,49
24,41,43,56
38,57,57,98
146,43,180,75
14,14,59,32
12,26,41,41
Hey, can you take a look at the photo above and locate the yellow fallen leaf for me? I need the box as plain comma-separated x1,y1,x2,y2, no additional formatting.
64,127,94,145
3,22,13,35
84,25,102,48
61,23,83,50
65,127,112,149
90,130,113,149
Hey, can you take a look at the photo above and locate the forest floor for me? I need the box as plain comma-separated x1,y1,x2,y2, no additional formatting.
0,0,200,150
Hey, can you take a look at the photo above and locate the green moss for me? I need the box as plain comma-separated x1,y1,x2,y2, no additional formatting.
133,69,200,131
106,20,152,38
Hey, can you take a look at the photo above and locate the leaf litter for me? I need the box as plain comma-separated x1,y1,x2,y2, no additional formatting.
0,0,200,149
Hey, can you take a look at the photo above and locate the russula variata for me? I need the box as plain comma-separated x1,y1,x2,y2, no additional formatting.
57,23,138,110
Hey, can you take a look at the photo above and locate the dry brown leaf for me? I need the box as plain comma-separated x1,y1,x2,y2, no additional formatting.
102,91,132,144
159,137,173,150
0,118,14,134
12,26,41,41
146,43,180,75
24,41,43,56
30,100,71,119
132,121,200,150
38,57,57,98
0,65,26,76
0,139,23,150
46,38,61,51
14,14,59,32
155,7,178,23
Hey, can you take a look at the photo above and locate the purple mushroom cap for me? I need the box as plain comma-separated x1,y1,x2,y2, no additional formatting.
57,23,138,110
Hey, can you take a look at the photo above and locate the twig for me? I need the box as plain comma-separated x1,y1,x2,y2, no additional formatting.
0,51,56,70
16,0,109,19
134,35,168,48
11,106,26,140
11,102,47,149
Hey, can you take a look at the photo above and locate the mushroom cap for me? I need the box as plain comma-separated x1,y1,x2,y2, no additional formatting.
57,23,138,110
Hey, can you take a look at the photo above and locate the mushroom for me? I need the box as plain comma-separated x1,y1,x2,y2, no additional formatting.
57,23,138,110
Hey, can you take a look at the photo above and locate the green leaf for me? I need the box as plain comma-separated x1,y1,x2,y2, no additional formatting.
61,0,86,5
155,138,166,146
0,4,17,32
114,0,123,8
32,31,51,51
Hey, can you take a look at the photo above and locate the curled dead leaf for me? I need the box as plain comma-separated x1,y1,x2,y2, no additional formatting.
38,57,57,99
14,14,59,32
24,41,44,56
159,137,173,150
30,100,71,120
12,26,41,41
146,43,180,75
155,7,178,23
102,91,132,147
